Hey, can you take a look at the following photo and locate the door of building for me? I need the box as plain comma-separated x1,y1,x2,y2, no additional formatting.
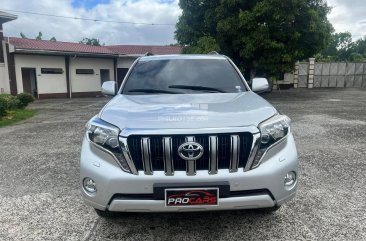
100,69,110,86
21,68,38,97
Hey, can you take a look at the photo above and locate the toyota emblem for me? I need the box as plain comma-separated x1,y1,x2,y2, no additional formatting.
178,142,204,161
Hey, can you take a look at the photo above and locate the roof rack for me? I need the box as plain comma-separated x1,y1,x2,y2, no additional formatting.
207,51,220,55
144,52,154,56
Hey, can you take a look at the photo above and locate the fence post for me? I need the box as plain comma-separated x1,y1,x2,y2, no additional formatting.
308,58,315,88
294,61,299,88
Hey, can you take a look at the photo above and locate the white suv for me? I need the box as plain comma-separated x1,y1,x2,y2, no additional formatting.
80,54,298,217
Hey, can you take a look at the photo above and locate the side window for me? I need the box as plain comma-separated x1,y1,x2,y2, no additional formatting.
76,69,94,74
41,68,63,74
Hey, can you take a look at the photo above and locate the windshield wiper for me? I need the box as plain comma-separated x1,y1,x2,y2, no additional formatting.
127,88,179,94
168,85,226,93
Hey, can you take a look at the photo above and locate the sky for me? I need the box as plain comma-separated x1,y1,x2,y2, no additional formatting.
1,0,365,45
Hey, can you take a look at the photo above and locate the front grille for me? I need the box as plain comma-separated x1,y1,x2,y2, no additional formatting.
126,133,253,175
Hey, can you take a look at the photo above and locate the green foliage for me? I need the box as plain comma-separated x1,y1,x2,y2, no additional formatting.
183,36,221,54
79,38,103,46
349,53,366,62
17,93,35,108
317,34,366,62
0,100,5,117
36,32,43,40
176,0,333,76
19,32,57,41
0,94,20,117
0,94,21,110
0,109,36,128
0,93,35,117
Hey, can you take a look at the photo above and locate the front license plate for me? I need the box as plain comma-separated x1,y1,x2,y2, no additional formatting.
165,188,219,207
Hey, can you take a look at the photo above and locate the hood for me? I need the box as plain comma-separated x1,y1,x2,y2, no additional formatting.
100,92,277,131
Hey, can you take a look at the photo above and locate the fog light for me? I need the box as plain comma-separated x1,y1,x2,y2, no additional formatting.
83,177,97,193
284,171,296,186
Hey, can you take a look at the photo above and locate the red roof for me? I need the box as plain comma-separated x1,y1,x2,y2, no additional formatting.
106,45,182,55
9,37,182,56
9,37,115,55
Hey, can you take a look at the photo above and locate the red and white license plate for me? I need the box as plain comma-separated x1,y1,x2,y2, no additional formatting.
165,188,219,207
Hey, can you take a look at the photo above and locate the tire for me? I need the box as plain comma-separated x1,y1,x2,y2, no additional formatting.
94,208,117,218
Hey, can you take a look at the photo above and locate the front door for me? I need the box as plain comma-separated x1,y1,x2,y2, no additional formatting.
100,69,110,86
21,68,37,98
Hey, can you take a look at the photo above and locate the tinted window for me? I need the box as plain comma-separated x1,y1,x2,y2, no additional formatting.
122,59,246,94
41,68,63,74
76,69,94,74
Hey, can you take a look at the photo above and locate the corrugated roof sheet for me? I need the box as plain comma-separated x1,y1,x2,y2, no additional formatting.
9,37,115,54
106,45,182,55
9,37,182,56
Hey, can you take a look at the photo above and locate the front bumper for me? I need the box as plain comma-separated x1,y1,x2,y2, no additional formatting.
80,133,298,212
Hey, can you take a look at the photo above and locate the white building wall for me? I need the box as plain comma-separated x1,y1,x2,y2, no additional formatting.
0,63,8,93
1,41,11,94
14,54,67,94
70,57,114,93
117,57,137,68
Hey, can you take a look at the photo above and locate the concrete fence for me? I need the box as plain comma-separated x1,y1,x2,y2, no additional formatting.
292,58,366,88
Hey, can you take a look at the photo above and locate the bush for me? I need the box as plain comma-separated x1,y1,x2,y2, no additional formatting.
0,94,22,117
0,94,20,110
0,100,5,117
17,93,35,108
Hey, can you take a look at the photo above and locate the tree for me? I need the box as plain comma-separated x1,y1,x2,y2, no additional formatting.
317,33,366,62
175,0,333,78
35,32,43,40
79,38,103,46
319,32,353,61
351,37,366,61
19,32,56,41
183,36,221,54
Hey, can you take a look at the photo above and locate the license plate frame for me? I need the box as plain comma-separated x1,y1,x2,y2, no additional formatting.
165,187,219,207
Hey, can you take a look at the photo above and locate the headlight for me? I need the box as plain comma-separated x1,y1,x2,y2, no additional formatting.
86,117,131,173
251,115,291,169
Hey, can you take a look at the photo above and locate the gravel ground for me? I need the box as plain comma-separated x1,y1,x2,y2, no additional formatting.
0,89,365,241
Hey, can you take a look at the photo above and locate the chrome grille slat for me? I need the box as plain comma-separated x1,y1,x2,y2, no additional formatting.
185,136,196,176
244,133,261,171
125,131,256,176
119,137,138,175
208,136,218,174
229,135,240,172
141,137,153,175
162,137,174,176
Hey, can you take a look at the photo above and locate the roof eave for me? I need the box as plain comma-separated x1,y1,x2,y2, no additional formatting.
0,12,17,24
14,48,118,57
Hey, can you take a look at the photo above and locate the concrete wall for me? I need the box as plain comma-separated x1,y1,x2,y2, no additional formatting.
10,54,140,98
0,63,8,93
70,57,114,93
117,57,137,68
293,59,366,88
14,54,67,95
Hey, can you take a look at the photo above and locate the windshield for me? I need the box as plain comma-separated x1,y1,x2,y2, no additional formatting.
122,58,246,95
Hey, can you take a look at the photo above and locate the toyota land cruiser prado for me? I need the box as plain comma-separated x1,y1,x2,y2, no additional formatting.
80,54,298,217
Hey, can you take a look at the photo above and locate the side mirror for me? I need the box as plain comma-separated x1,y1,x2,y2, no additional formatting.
251,78,269,93
101,81,117,96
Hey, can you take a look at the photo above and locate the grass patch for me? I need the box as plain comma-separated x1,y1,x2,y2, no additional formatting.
0,109,36,128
